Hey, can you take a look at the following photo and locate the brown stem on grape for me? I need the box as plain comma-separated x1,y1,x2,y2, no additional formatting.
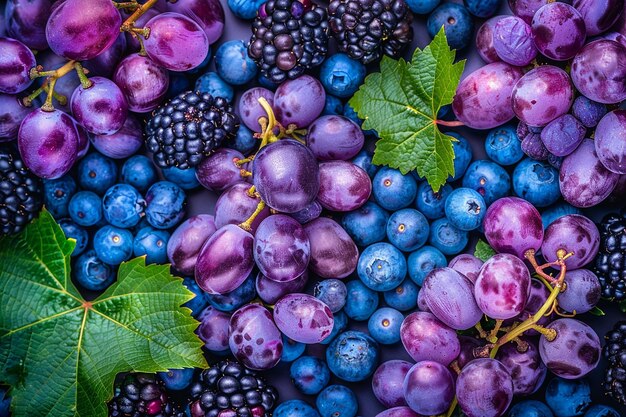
42,78,59,111
512,337,529,352
43,85,67,106
449,361,461,375
528,325,557,341
120,0,158,32
435,119,464,127
246,185,256,198
474,322,488,339
444,398,458,417
488,319,504,343
234,156,255,167
238,200,266,232
22,86,46,107
239,169,252,178
113,1,140,10
74,63,93,89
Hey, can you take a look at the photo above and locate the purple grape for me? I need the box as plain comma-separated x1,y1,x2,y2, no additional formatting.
422,267,482,330
457,335,483,369
403,361,455,415
483,196,544,259
476,17,504,63
306,115,365,161
252,139,319,213
417,289,430,312
512,65,574,127
604,31,626,48
90,114,142,159
166,0,225,44
317,161,371,212
70,76,128,135
559,139,620,207
572,0,624,35
46,0,121,60
0,37,35,94
452,62,524,129
196,305,230,353
474,253,531,320
375,407,421,417
304,217,359,279
214,182,270,233
0,94,31,140
571,40,626,104
539,318,601,379
571,96,608,128
400,311,460,365
255,270,308,304
274,75,326,128
532,3,587,61
144,13,209,72
167,214,217,275
541,214,600,270
521,133,549,161
17,108,78,179
448,254,483,284
273,293,334,344
74,123,90,159
196,148,246,191
289,200,322,224
540,114,586,157
238,87,275,132
495,339,547,395
508,0,549,23
113,53,169,113
82,33,127,78
493,16,537,66
456,358,514,417
557,269,601,313
5,0,51,50
254,214,310,282
229,303,283,370
595,110,626,174
372,360,412,408
195,224,255,295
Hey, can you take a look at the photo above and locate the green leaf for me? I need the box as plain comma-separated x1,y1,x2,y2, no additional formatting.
474,239,496,262
588,306,605,316
0,211,207,417
349,27,465,191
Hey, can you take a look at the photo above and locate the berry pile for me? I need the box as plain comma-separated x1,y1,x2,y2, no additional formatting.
595,211,626,301
604,321,626,405
109,373,185,417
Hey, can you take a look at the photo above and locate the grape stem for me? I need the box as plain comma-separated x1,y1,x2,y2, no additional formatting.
435,119,464,127
238,199,265,232
74,63,93,89
113,1,141,10
120,0,158,32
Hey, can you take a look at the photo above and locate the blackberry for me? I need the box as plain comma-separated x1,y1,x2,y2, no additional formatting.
108,373,184,417
603,321,626,405
248,0,329,84
595,211,626,300
328,0,414,64
188,360,278,417
145,91,239,169
0,145,42,235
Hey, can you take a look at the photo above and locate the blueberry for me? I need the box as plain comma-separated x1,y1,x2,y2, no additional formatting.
541,202,582,230
508,400,554,417
344,280,378,321
227,0,266,19
319,53,366,98
415,182,453,220
144,181,187,229
429,217,469,256
462,160,511,205
513,158,561,208
182,276,209,318
195,71,235,102
74,249,115,291
69,191,102,227
372,167,418,211
326,330,379,382
407,245,447,286
77,152,118,195
215,40,258,85
444,187,486,231
314,279,347,313
427,3,474,50
258,73,280,90
464,0,501,17
448,132,472,181
133,227,170,264
383,279,419,311
342,201,389,247
120,155,158,194
571,96,607,128
43,175,77,219
281,334,306,363
367,307,403,345
229,124,257,155
290,356,330,395
316,385,358,417
357,242,407,292
545,378,592,417
343,103,375,136
323,95,344,116
93,225,134,266
162,166,201,190
157,368,194,391
273,399,320,417
485,124,524,166
103,184,146,228
406,0,441,14
386,208,430,252
58,218,88,257
351,149,378,179
584,405,620,417
205,272,256,312
320,310,348,345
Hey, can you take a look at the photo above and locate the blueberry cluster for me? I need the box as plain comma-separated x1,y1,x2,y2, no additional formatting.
595,211,626,300
109,373,185,417
604,321,626,405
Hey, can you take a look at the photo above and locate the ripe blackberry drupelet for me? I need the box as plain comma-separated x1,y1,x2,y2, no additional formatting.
595,211,626,300
603,321,626,405
248,0,329,84
108,373,184,417
188,360,278,417
328,0,414,64
145,91,239,169
0,145,42,235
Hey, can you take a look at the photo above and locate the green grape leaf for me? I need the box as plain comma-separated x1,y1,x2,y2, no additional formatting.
474,239,496,262
587,306,605,316
0,211,207,417
349,27,465,192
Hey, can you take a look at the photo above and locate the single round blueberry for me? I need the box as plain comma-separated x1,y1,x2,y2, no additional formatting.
195,71,234,102
290,356,331,395
182,276,209,318
427,3,474,50
406,0,441,14
407,245,447,286
384,279,419,311
584,405,620,417
386,208,430,252
367,307,403,345
69,191,102,227
462,160,511,205
205,272,256,312
485,124,524,166
444,187,486,231
162,166,200,190
133,227,170,264
274,400,320,417
351,150,378,179
464,0,501,17
77,152,118,195
74,249,115,291
228,124,257,155
357,242,407,292
215,40,258,85
448,132,472,181
43,175,77,219
144,181,187,229
58,218,88,257
281,334,306,363
344,280,379,321
93,225,134,265
102,184,146,228
545,378,591,417
428,217,469,256
415,182,453,220
316,385,358,417
326,330,379,382
319,53,366,98
228,0,266,19
541,202,582,230
342,201,389,247
157,368,194,391
373,167,418,211
120,155,158,194
513,158,561,207
508,400,554,417
314,279,347,313
323,95,344,116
